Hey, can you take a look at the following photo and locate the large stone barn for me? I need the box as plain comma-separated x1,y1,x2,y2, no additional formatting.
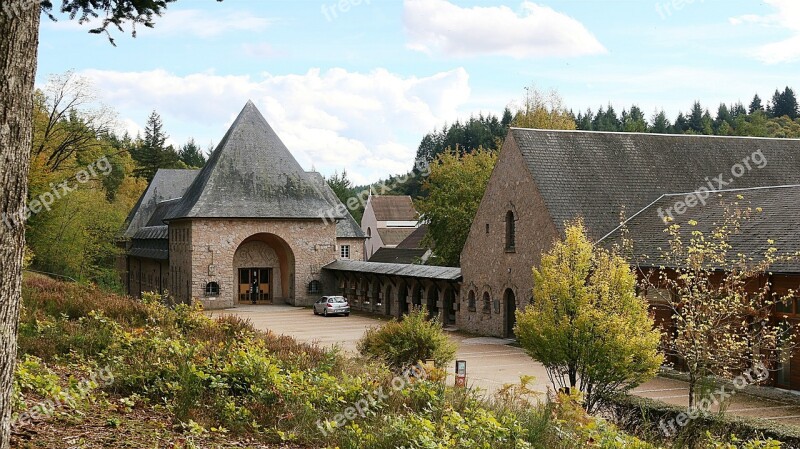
120,101,365,308
459,129,800,338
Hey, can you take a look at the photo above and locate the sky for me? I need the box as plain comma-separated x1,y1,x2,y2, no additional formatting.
36,0,800,185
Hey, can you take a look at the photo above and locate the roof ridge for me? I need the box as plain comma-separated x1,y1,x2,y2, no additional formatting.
509,128,800,141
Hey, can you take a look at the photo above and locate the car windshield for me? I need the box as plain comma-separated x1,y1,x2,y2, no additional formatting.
328,297,346,304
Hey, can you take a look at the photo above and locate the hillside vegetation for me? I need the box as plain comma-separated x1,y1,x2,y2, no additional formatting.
12,274,784,448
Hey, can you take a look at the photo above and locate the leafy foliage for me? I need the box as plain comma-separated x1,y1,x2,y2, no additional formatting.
357,307,456,372
516,220,663,413
416,148,497,266
629,199,799,408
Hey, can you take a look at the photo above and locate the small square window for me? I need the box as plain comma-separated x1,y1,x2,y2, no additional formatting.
340,245,350,259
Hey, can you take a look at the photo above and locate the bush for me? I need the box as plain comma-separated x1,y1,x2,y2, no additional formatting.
357,307,456,372
603,394,794,448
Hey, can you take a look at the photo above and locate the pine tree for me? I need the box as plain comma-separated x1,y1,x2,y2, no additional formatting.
178,138,206,168
132,111,182,181
650,110,671,134
772,87,799,119
749,94,764,114
688,101,704,133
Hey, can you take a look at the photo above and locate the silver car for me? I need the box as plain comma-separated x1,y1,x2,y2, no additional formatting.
313,296,351,317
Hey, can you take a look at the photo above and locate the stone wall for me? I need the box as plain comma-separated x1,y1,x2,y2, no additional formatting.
458,136,559,337
172,217,342,309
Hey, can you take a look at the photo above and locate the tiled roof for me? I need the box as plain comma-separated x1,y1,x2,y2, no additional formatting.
397,224,429,249
121,169,198,238
324,260,461,281
512,129,800,239
377,227,416,246
165,101,347,221
598,185,800,273
370,195,418,221
368,248,428,264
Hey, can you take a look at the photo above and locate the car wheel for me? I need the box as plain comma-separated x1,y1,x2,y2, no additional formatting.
323,309,328,317
313,308,318,315
344,313,350,317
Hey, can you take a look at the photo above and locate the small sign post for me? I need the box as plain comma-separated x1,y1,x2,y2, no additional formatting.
455,360,467,388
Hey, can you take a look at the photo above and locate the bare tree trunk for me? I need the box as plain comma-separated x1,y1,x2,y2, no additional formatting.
0,3,40,448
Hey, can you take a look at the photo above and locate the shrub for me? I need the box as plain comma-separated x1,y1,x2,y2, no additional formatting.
357,307,456,372
603,393,794,448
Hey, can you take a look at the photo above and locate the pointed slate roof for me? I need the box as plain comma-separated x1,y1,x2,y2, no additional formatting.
165,101,346,221
510,129,800,239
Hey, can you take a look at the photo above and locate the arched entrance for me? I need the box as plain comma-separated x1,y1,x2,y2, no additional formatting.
233,233,295,304
504,288,516,338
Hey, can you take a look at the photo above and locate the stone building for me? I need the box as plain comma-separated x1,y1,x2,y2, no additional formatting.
361,195,418,259
459,129,800,338
120,101,365,308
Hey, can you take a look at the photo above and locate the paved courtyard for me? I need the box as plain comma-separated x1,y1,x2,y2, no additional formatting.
210,304,800,427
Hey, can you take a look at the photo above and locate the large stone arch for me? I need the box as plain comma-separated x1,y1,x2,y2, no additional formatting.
233,233,295,303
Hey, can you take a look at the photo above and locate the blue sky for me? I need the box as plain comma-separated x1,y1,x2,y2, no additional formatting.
37,0,800,184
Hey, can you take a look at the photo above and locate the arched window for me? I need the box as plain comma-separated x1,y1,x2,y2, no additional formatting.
505,210,515,251
468,290,476,312
482,292,491,313
204,282,220,297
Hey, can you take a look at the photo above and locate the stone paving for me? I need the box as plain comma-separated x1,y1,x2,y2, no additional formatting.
210,304,800,427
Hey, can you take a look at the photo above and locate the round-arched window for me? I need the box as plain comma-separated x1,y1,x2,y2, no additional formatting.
205,282,220,297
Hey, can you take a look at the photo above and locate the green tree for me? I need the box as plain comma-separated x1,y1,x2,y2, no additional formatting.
511,86,577,130
2,2,193,447
132,111,183,181
749,94,764,114
515,220,662,413
650,110,671,134
178,138,206,168
771,87,798,119
622,105,647,132
416,148,497,267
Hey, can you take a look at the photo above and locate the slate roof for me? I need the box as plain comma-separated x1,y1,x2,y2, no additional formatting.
324,260,461,281
598,185,800,273
129,226,169,260
368,248,428,264
145,199,182,227
370,195,418,221
378,227,416,246
165,101,347,221
397,224,429,249
512,129,800,239
121,169,199,238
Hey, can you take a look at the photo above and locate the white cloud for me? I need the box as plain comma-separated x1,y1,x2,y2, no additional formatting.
730,0,800,64
79,67,471,185
44,9,271,39
403,0,606,59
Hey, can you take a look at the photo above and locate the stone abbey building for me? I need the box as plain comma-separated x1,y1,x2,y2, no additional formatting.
120,101,365,308
120,101,800,390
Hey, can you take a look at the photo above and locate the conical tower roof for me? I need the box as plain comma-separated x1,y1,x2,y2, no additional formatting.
166,101,343,220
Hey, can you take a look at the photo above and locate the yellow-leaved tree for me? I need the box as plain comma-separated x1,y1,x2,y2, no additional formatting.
516,219,662,412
